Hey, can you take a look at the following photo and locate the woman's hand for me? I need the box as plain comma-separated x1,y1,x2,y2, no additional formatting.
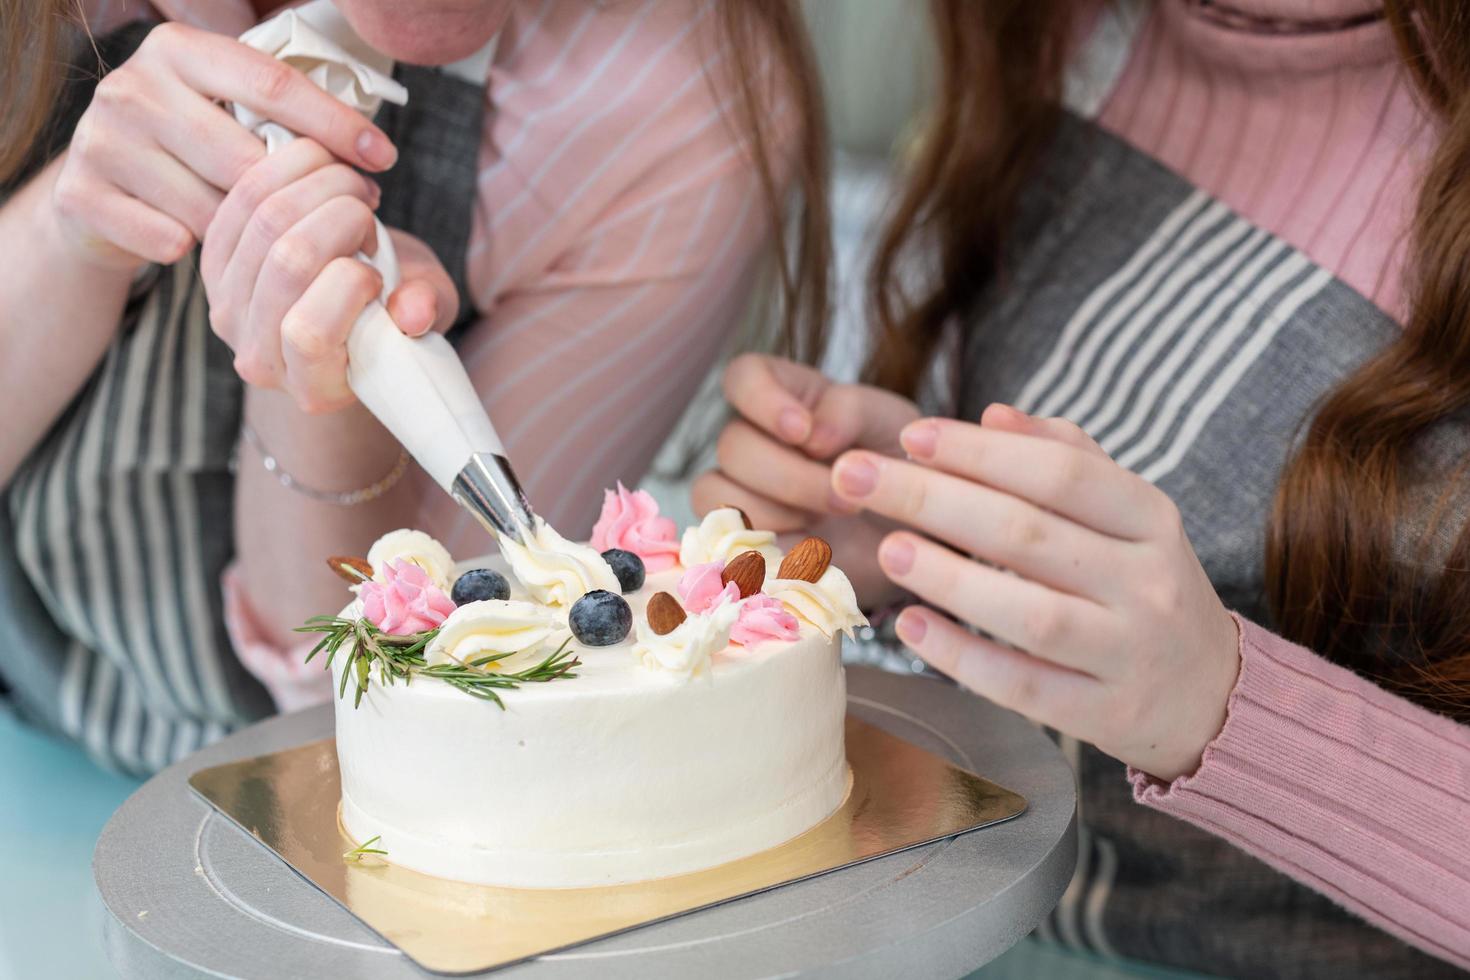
200,141,457,412
693,353,920,605
832,404,1241,781
51,21,397,272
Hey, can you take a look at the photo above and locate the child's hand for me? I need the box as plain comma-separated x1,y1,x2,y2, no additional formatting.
693,354,920,605
833,404,1241,781
51,22,396,272
200,141,456,413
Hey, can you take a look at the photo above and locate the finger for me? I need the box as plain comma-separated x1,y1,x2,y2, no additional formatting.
804,384,920,459
385,231,458,336
154,86,268,191
690,470,812,534
107,142,223,240
899,419,1163,540
204,139,336,283
216,168,377,338
879,532,1113,675
58,177,195,266
280,256,383,413
722,353,831,445
834,451,1128,601
717,418,844,516
980,403,1108,457
147,24,397,171
242,195,378,368
894,605,1101,730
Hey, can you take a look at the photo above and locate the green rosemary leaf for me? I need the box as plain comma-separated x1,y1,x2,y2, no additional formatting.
343,835,388,862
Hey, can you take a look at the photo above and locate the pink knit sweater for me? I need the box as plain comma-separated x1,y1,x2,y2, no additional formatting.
1099,1,1470,969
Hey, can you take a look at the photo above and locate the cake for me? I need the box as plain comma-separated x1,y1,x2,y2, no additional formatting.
305,486,866,888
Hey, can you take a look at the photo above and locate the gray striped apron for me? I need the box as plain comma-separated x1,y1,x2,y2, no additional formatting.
0,19,487,777
960,113,1470,978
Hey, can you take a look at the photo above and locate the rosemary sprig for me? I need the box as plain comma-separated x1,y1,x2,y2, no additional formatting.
296,616,581,709
343,835,388,862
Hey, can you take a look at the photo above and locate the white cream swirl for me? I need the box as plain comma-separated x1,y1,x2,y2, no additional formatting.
425,600,565,669
633,602,740,680
367,528,456,591
678,508,781,568
764,566,868,639
496,518,620,607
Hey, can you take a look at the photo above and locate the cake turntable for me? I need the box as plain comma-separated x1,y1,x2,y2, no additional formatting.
95,667,1077,979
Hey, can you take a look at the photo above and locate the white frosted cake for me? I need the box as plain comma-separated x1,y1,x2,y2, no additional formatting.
306,487,866,888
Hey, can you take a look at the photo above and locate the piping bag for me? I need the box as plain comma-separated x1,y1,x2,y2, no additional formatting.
233,2,535,544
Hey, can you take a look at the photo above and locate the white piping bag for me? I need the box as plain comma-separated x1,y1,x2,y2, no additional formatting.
235,2,534,542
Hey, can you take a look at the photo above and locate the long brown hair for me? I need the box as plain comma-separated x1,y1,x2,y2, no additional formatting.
869,0,1470,720
0,1,829,352
0,0,82,182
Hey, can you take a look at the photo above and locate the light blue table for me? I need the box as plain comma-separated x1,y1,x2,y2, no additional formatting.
0,709,140,980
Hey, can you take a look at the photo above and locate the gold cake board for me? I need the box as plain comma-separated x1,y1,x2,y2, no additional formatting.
188,715,1027,975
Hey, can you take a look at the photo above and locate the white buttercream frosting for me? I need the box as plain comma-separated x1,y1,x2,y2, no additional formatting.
366,529,456,591
425,599,565,669
678,508,782,568
334,565,850,888
764,566,868,639
496,518,620,607
632,600,740,680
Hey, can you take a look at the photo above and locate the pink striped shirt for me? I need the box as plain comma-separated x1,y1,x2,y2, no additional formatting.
82,2,791,703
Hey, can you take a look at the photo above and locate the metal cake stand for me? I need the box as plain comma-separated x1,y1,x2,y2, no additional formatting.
94,667,1077,979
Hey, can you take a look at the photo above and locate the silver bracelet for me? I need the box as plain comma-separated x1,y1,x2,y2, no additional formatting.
239,424,411,506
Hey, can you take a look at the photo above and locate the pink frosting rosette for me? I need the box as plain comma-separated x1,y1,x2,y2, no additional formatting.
590,483,680,572
677,561,740,613
360,559,456,635
731,593,800,646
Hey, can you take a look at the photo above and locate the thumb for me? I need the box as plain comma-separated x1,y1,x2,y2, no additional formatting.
804,384,922,459
383,230,458,337
721,353,833,445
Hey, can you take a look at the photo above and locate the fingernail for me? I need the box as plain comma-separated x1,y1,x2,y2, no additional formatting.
880,536,915,576
778,407,811,443
808,420,841,453
357,130,397,170
834,455,878,498
901,420,938,459
896,607,927,645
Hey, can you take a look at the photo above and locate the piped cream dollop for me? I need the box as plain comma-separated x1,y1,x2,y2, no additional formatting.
425,599,565,669
764,566,868,639
367,529,456,592
678,508,781,568
633,602,740,680
496,518,620,607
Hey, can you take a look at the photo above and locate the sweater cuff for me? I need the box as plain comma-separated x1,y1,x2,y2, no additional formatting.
1127,613,1470,969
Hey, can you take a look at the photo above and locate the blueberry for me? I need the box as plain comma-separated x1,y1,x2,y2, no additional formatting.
601,548,645,594
569,590,633,646
451,568,511,605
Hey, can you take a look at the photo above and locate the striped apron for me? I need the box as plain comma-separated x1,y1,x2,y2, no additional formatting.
960,112,1470,978
0,20,487,776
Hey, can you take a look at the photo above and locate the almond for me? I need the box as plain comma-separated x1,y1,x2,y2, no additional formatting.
646,592,687,636
720,503,754,530
327,555,374,585
777,536,832,583
721,550,766,599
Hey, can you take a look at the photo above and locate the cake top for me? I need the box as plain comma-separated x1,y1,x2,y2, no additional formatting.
300,485,867,708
